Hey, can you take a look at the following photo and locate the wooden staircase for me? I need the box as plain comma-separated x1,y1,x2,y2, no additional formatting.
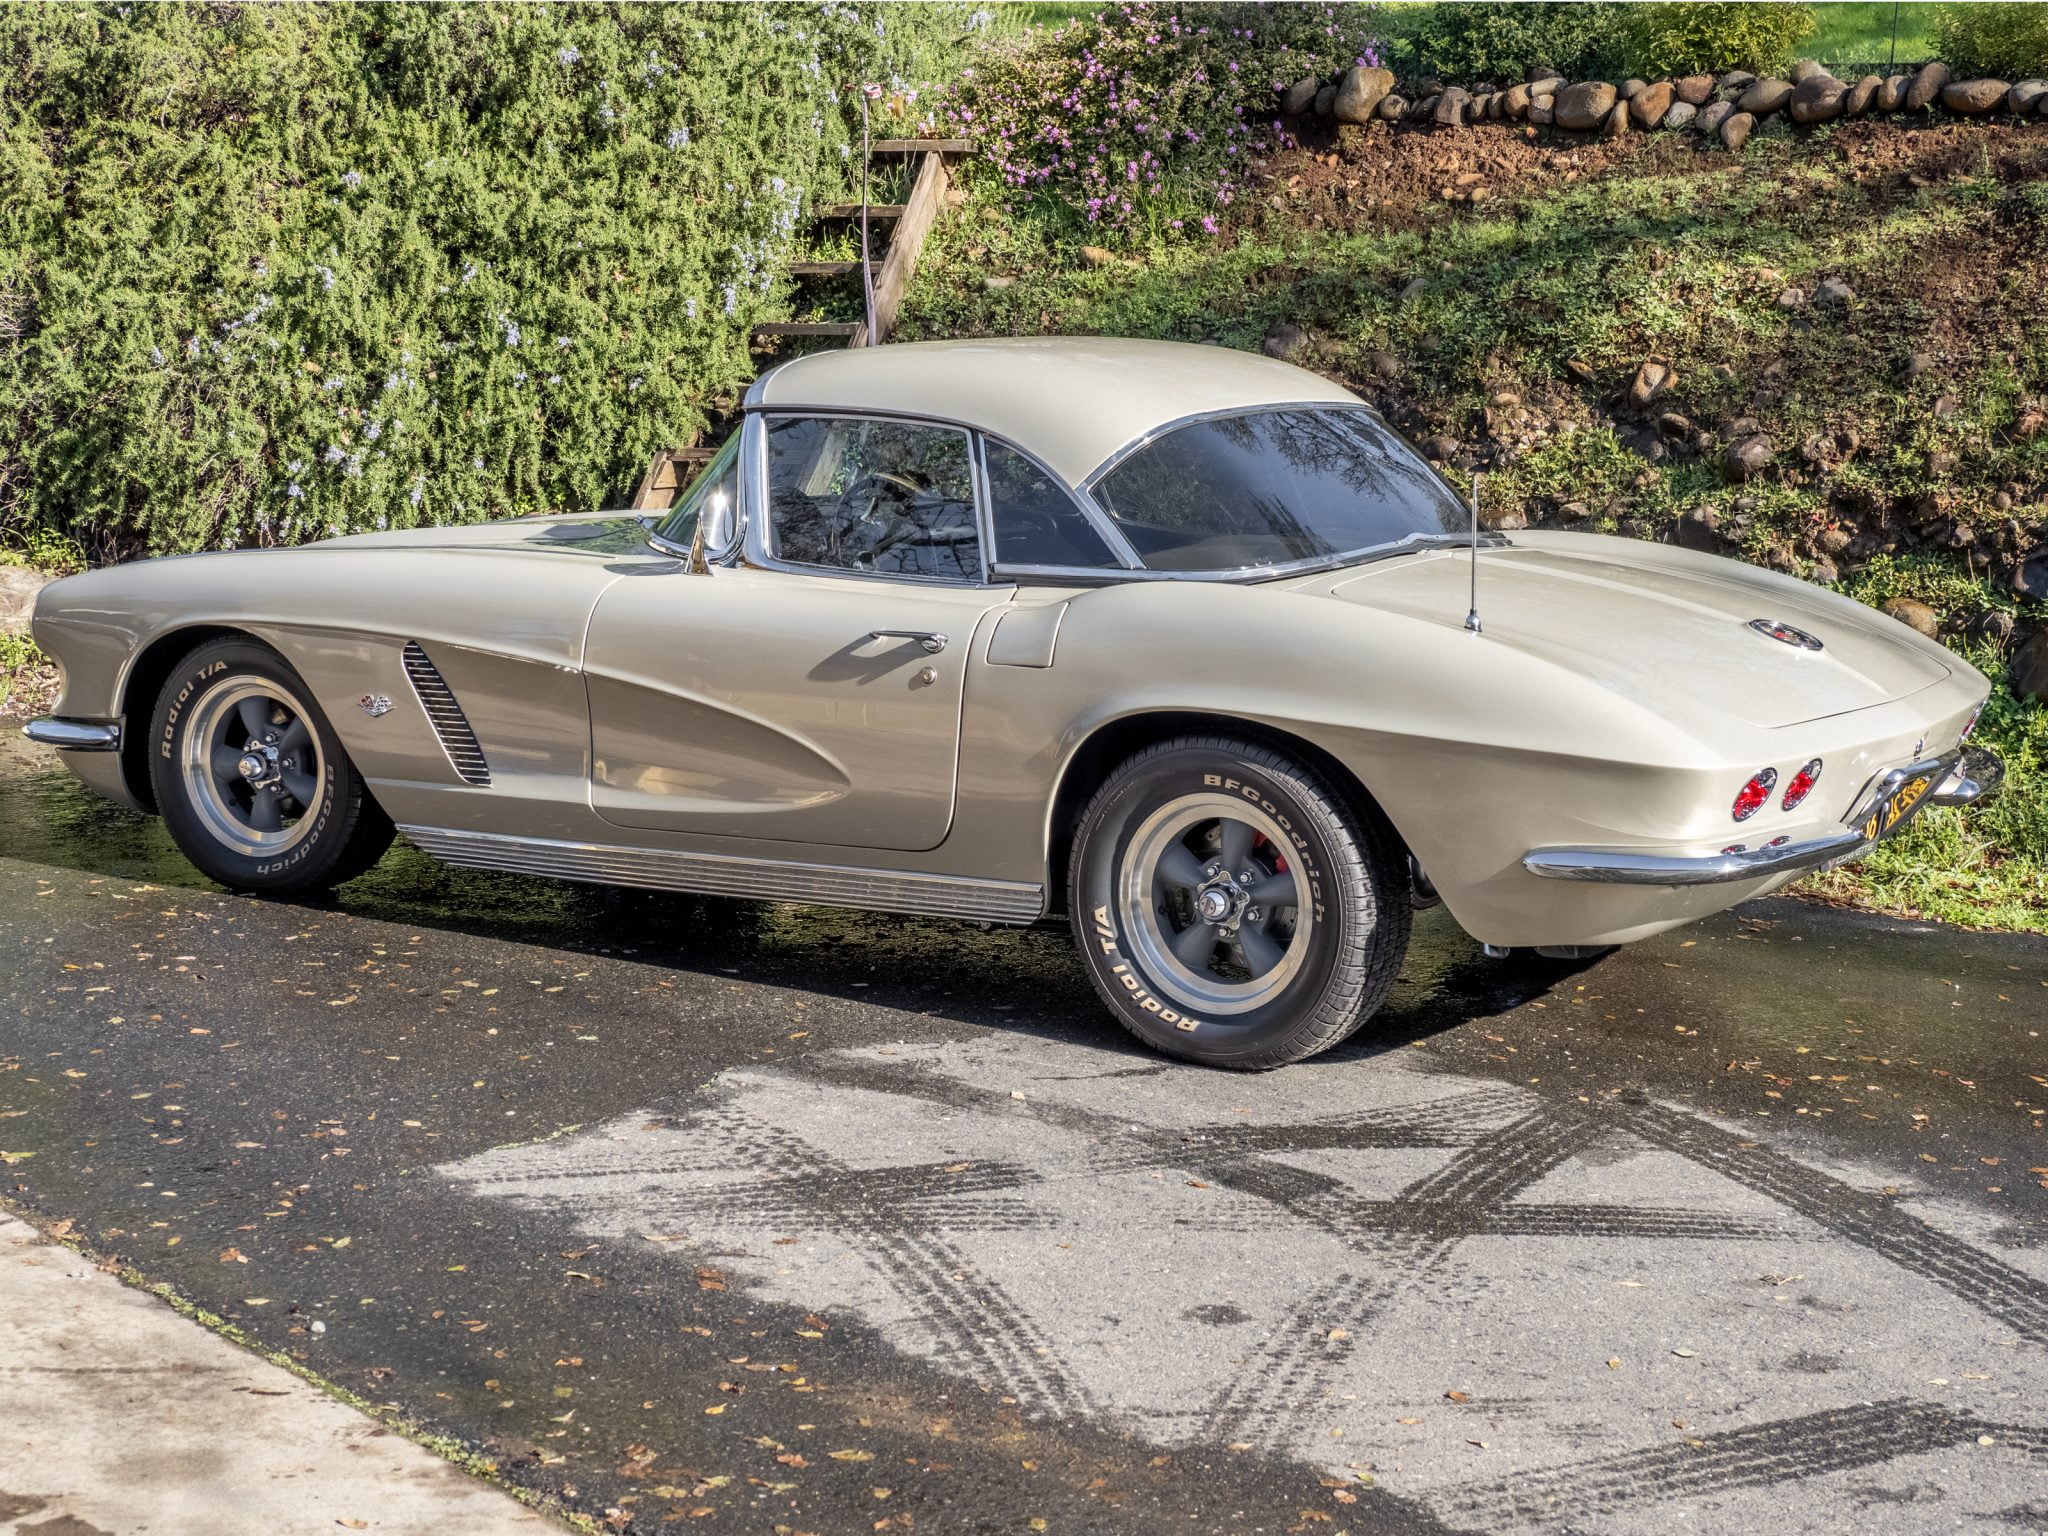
629,138,971,512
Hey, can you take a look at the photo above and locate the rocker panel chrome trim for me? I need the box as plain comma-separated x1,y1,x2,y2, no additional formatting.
398,825,1046,924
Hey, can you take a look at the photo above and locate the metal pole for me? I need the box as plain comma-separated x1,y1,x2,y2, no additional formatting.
1464,472,1483,635
859,87,878,346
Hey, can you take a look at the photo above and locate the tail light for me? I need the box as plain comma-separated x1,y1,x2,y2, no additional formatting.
1961,703,1984,741
1731,768,1777,822
1781,759,1822,812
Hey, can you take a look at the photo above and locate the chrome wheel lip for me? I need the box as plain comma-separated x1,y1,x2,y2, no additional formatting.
1117,791,1311,1017
179,677,324,858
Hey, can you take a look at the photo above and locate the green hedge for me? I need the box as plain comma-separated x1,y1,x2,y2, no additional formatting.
1936,2,2048,78
0,1,972,557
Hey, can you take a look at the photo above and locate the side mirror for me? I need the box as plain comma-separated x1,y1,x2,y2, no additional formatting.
702,484,741,565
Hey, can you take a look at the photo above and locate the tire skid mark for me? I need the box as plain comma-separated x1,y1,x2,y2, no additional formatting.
1207,1108,1609,1445
1616,1101,2048,1347
694,1106,1099,1421
1438,1398,2040,1524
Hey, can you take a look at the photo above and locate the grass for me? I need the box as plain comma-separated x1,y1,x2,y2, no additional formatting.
1807,1,1944,70
900,119,2048,932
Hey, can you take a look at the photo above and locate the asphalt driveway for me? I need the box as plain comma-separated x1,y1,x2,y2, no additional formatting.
2,724,2045,1534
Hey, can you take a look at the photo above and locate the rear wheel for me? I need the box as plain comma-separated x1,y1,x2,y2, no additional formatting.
148,637,393,893
1068,736,1410,1069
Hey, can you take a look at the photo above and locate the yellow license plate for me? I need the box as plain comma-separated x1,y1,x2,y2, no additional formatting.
1858,774,1934,842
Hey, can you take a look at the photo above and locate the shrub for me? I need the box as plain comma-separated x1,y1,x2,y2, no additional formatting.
0,2,974,558
1404,2,1624,83
1617,3,1818,78
942,1,1383,240
1936,2,2048,78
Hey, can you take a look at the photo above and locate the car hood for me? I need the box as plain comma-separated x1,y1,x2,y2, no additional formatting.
1317,533,1951,729
307,512,667,561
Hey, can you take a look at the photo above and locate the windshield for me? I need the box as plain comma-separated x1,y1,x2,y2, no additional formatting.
1090,407,1474,573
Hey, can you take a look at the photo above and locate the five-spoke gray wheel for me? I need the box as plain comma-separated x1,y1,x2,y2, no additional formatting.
1070,735,1411,1069
150,637,393,892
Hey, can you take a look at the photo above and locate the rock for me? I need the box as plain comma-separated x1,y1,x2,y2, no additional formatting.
1281,75,1319,115
1790,58,1829,84
983,274,1015,290
1433,85,1472,127
1675,74,1716,106
1333,64,1397,124
1262,322,1308,361
0,566,50,635
1619,77,1646,100
1720,110,1756,151
2011,79,2048,115
1079,245,1116,267
1378,93,1407,120
1811,558,1839,584
1315,83,1338,117
1904,350,1935,378
1839,74,1879,116
1554,80,1618,131
1658,410,1693,439
1876,74,1909,111
1905,59,1949,111
1724,432,1774,479
2012,631,2048,702
1504,82,1531,118
1719,69,1758,94
1969,609,2017,650
1941,77,2010,114
1663,101,1698,130
1813,276,1855,308
1529,98,1554,126
1529,75,1565,101
1398,276,1429,304
1789,74,1848,122
1698,100,1734,134
1738,77,1793,116
2013,552,2048,604
1628,360,1674,410
1603,99,1630,137
1880,597,1942,638
1674,507,1727,549
1631,80,1675,127
1482,505,1529,532
1776,285,1808,309
1421,434,1460,462
1369,350,1401,379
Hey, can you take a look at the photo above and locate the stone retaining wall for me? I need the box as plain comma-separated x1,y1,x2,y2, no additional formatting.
1287,59,2048,151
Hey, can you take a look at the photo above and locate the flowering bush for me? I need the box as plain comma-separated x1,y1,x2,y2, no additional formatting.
940,2,1382,240
0,2,973,557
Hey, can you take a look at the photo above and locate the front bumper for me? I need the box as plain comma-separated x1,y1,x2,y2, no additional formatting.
1523,746,2001,887
23,716,122,752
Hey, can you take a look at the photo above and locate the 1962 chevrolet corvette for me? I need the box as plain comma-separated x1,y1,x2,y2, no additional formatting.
27,338,2002,1067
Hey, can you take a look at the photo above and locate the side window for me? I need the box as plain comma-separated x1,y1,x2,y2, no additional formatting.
764,415,983,582
984,441,1122,570
653,434,740,558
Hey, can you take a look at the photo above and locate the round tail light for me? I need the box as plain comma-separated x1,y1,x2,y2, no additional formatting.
1781,758,1822,812
1731,767,1777,822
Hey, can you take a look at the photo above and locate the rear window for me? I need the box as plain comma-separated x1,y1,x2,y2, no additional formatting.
1091,408,1467,573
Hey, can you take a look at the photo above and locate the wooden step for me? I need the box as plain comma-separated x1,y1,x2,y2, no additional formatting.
871,138,973,154
817,203,904,220
787,260,869,277
751,321,864,340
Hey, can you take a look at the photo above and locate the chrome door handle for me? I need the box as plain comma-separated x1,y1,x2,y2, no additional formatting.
868,629,948,654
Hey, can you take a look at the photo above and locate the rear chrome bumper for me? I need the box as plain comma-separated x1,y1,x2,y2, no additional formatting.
1523,747,2001,888
22,717,122,752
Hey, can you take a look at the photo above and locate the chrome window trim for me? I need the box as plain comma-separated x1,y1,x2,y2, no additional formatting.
742,409,1002,590
976,433,1141,574
651,430,746,561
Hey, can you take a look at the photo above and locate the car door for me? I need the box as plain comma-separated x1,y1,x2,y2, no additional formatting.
582,411,1014,853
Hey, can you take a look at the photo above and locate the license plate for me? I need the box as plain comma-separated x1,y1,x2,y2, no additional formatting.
1858,773,1934,842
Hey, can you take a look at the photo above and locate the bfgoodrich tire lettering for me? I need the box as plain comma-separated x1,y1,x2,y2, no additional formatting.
149,637,394,894
1068,735,1411,1069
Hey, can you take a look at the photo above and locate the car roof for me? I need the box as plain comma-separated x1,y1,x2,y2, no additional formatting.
743,336,1362,486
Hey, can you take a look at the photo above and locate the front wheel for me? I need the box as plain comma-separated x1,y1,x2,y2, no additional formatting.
1068,736,1411,1069
148,637,394,893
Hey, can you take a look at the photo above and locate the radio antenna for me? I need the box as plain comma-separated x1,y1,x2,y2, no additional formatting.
1464,471,1484,635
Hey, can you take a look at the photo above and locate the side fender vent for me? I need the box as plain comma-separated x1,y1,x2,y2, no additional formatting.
401,641,491,787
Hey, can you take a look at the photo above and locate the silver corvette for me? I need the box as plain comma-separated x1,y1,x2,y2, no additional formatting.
27,339,2001,1067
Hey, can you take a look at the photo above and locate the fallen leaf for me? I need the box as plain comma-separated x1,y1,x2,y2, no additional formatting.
1445,1389,1469,1402
830,1449,875,1462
